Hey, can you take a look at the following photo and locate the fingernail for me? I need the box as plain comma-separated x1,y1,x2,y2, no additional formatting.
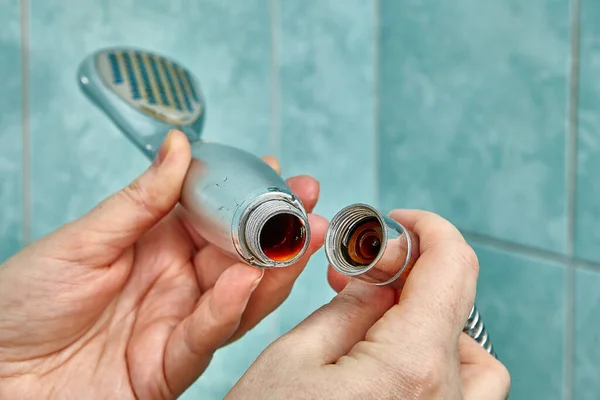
346,278,381,298
153,130,174,166
241,269,264,308
263,155,281,174
250,269,265,293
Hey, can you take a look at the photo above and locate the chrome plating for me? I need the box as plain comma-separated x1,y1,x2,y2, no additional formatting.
180,141,310,268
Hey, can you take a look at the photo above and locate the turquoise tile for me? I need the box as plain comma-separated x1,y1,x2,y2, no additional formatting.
276,250,334,335
576,0,600,263
29,0,272,238
472,242,566,399
0,0,22,262
277,0,375,333
379,1,570,253
574,268,600,400
29,1,273,398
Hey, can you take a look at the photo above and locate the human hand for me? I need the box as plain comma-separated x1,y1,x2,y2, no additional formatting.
0,130,327,399
226,210,510,400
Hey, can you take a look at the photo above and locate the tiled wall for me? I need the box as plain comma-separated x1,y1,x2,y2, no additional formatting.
1,0,600,399
0,0,22,261
379,1,572,399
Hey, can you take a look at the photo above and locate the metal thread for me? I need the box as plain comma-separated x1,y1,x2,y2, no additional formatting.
326,205,383,275
464,305,497,358
243,199,307,265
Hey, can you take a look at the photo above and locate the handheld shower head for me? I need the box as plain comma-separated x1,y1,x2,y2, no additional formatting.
77,48,310,268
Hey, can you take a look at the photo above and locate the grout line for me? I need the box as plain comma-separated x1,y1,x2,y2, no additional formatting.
565,0,581,397
460,229,600,271
372,0,380,209
572,257,600,271
19,0,31,246
269,0,281,162
573,260,600,272
462,230,571,264
566,2,581,260
268,0,281,341
565,265,575,400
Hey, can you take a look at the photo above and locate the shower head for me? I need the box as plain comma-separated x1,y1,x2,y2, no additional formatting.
77,47,311,268
77,47,205,157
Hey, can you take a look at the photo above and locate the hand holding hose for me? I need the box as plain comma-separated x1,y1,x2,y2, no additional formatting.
227,210,510,400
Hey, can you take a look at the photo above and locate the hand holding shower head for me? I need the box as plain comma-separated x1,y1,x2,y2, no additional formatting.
77,48,310,268
325,204,496,357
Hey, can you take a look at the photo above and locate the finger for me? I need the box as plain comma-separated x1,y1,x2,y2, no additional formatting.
52,130,192,265
193,244,242,292
176,206,208,249
389,209,466,253
460,334,510,400
459,332,497,365
262,156,320,213
193,175,321,292
328,267,393,302
262,155,281,174
227,213,328,342
367,210,479,348
192,212,324,295
260,156,321,213
286,175,320,213
327,265,350,293
279,279,395,364
164,263,263,397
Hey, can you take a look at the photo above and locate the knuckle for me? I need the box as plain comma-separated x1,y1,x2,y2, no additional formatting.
370,344,447,396
326,290,377,327
121,178,164,219
412,210,447,231
392,358,446,397
419,210,454,229
450,241,480,277
405,352,445,386
421,210,444,221
336,290,370,311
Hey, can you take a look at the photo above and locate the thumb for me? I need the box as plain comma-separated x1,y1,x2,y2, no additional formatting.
55,129,192,262
283,279,395,364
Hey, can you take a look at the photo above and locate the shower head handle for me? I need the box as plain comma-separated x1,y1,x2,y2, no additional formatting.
77,47,312,269
77,47,205,158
